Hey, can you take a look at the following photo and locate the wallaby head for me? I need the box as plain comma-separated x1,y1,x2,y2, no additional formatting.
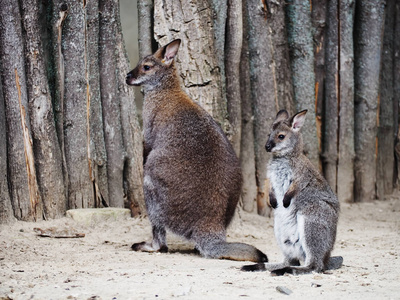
126,39,181,91
265,109,307,156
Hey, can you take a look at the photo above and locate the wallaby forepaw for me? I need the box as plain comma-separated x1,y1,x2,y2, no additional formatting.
269,192,277,209
283,191,295,208
241,263,266,272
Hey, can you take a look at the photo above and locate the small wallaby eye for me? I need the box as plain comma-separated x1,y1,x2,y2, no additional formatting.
143,65,151,71
278,134,285,140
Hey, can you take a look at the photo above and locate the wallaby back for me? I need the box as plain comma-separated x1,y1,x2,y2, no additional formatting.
242,110,341,274
126,39,267,263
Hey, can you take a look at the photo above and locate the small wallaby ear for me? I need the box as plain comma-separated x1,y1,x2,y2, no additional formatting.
290,110,307,132
273,110,289,125
154,39,181,66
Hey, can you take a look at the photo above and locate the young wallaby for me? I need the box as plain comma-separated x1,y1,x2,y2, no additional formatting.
242,110,342,275
126,39,268,263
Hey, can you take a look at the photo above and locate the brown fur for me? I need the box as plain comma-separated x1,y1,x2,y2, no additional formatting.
126,39,267,262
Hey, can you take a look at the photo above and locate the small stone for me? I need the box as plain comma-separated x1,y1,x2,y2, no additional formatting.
276,286,292,295
311,282,322,288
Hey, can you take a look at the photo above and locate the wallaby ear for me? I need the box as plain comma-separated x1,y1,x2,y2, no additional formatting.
290,110,307,132
154,39,181,66
273,110,289,125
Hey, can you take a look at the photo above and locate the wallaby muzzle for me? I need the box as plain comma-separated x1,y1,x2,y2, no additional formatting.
126,71,137,86
265,140,274,152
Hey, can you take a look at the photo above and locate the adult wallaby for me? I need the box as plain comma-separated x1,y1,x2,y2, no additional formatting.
126,39,267,262
242,110,342,275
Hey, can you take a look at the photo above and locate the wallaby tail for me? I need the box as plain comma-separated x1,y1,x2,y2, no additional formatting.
198,242,268,263
325,256,343,270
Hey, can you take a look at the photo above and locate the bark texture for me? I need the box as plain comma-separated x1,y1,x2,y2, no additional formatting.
377,0,395,199
269,0,295,115
354,0,385,202
225,0,243,156
239,0,256,212
0,81,13,223
312,0,327,158
116,5,145,216
99,0,125,207
0,0,144,222
60,0,94,208
285,0,319,167
153,0,226,126
137,0,154,58
21,0,65,219
323,0,339,191
337,0,355,203
245,0,276,216
395,1,400,187
0,0,42,221
87,0,110,207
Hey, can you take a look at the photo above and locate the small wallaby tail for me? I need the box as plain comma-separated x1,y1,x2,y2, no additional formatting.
325,256,343,270
198,242,268,263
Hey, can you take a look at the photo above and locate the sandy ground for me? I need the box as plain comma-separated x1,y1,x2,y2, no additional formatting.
1,196,399,300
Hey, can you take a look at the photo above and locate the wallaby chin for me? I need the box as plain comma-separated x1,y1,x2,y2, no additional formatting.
249,109,341,275
127,39,267,263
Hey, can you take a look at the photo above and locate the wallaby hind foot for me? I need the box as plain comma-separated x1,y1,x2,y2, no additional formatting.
131,241,168,253
241,256,343,274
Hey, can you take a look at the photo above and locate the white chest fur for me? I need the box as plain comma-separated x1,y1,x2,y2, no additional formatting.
267,158,306,263
267,158,292,204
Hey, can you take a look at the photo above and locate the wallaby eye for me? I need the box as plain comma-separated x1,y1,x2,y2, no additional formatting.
278,134,285,140
143,65,151,71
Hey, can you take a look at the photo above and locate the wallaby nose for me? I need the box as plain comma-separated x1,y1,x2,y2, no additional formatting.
265,142,272,152
126,72,133,84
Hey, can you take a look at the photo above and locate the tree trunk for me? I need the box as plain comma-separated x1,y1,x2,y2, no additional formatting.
0,81,13,223
312,0,327,164
21,0,66,219
245,0,276,216
225,0,243,156
153,0,226,126
377,0,395,199
285,0,319,167
239,0,257,213
323,0,339,192
0,0,144,220
87,0,110,207
354,0,385,202
51,2,69,207
58,0,94,208
269,0,295,115
210,0,227,112
0,0,43,221
99,0,125,207
116,3,145,216
337,0,355,203
394,1,400,187
137,0,154,58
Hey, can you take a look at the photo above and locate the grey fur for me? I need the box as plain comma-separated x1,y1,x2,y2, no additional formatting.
242,109,341,274
126,39,267,262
